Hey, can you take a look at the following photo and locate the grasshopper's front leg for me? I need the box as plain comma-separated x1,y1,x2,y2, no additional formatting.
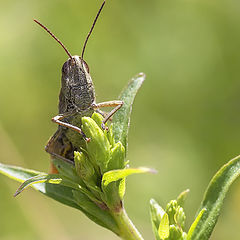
92,100,123,130
52,114,90,142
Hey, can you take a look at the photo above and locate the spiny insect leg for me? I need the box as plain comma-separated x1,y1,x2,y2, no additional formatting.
52,115,90,142
92,100,123,130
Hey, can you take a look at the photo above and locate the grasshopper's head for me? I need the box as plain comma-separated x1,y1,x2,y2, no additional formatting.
34,1,106,112
60,56,95,111
62,55,89,78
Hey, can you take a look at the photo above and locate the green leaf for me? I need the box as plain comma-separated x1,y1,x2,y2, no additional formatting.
14,173,100,204
102,167,154,208
150,199,165,240
187,208,206,240
190,155,240,239
0,163,119,234
177,189,190,208
107,141,125,171
73,191,119,235
112,73,145,154
102,167,155,187
14,173,48,196
0,163,84,208
0,163,46,190
158,213,169,240
51,157,85,184
118,178,126,200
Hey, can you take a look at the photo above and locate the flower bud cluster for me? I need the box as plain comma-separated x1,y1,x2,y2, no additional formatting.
74,113,126,210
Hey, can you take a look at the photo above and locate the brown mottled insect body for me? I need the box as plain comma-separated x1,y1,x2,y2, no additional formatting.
57,56,95,148
36,1,123,165
60,56,95,113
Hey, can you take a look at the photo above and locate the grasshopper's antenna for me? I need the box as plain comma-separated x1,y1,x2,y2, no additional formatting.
34,19,73,59
81,0,106,61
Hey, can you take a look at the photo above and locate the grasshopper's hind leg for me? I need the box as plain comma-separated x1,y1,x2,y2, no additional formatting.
92,100,123,130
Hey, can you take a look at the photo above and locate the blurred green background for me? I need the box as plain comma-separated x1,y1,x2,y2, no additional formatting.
1,0,240,239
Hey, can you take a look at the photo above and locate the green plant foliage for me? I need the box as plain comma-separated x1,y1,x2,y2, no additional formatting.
82,116,111,174
72,190,119,234
102,167,154,187
158,213,170,239
112,72,145,153
150,191,188,240
187,208,206,240
1,68,240,239
150,199,166,240
0,73,147,239
0,163,45,192
149,154,240,240
188,155,240,239
177,189,190,208
0,163,101,218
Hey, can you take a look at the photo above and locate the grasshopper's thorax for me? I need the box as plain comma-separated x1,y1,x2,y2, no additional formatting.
59,55,95,114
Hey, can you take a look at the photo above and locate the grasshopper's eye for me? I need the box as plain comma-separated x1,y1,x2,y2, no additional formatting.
82,60,90,73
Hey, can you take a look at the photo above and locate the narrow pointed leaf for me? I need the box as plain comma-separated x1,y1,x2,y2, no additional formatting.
0,163,84,207
150,199,165,240
14,173,100,204
118,178,126,200
0,163,119,233
158,213,169,239
191,155,240,239
0,163,47,191
102,167,155,187
112,73,145,153
177,189,190,207
14,174,48,196
187,208,206,240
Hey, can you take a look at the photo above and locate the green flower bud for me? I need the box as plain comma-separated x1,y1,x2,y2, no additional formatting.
91,112,105,129
174,206,186,229
107,141,125,171
168,225,182,240
81,116,111,174
91,112,115,146
105,124,115,147
166,199,186,233
74,151,97,184
166,200,178,225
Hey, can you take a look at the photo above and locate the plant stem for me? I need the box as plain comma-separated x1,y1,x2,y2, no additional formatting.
112,206,144,240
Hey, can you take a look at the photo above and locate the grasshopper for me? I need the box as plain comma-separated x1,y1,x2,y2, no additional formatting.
35,1,123,167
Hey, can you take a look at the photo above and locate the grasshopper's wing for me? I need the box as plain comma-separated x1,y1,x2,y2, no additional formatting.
45,128,74,165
